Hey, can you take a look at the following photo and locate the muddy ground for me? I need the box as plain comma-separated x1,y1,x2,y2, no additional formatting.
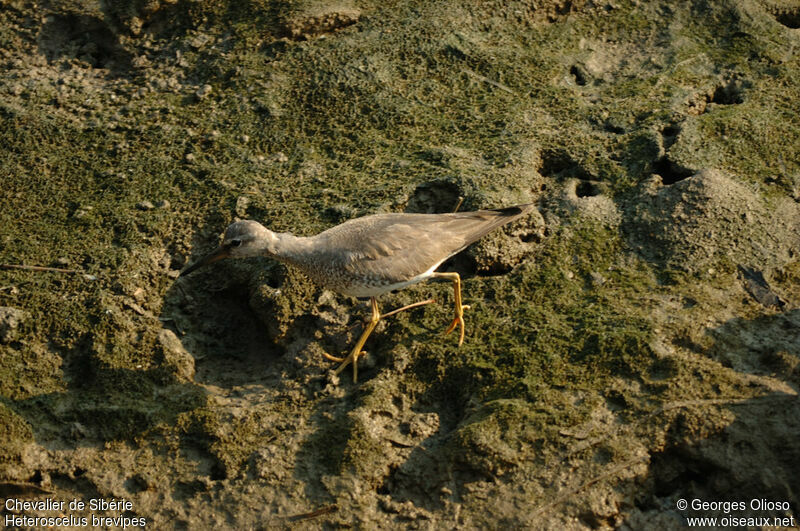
1,0,799,528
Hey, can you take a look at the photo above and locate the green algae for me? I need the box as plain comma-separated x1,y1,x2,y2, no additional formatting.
0,0,798,525
410,222,657,401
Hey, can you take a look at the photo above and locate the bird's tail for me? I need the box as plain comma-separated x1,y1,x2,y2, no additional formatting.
448,203,537,252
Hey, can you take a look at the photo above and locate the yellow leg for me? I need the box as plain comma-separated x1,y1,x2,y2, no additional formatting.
432,272,470,346
321,298,434,364
377,298,435,321
321,351,348,362
334,297,381,382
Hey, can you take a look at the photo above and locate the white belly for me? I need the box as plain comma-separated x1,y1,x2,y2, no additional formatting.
340,261,443,298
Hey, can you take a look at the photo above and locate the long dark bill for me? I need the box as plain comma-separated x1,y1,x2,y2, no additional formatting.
179,246,230,277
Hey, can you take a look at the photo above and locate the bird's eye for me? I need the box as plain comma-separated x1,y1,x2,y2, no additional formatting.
230,239,242,247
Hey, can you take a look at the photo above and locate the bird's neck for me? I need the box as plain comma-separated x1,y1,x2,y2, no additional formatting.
261,230,311,264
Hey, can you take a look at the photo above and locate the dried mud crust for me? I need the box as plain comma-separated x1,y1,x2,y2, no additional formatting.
1,0,800,528
279,1,362,40
624,169,800,273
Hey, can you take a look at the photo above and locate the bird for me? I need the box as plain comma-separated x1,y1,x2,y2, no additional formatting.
180,203,536,382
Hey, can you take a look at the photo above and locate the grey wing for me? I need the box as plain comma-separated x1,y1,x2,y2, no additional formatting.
334,220,454,284
323,211,511,283
314,206,534,284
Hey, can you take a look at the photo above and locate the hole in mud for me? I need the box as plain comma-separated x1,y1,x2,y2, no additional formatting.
169,254,187,271
476,262,513,277
30,470,44,484
604,391,627,412
438,253,478,279
377,463,401,495
672,332,705,354
775,11,800,28
165,282,279,388
570,64,587,86
579,511,617,528
661,124,681,149
593,446,613,465
38,13,132,70
603,121,625,134
51,472,102,498
210,463,227,481
662,124,681,138
649,446,724,498
124,475,148,494
540,150,592,180
575,180,601,198
376,481,391,495
173,479,207,501
443,44,468,61
392,395,404,410
406,179,462,213
540,152,570,176
648,358,679,381
521,231,543,243
323,203,358,223
652,156,694,185
710,83,744,105
760,349,799,376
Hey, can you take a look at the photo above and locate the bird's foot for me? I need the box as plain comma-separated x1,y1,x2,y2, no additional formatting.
444,304,470,347
321,351,346,363
334,350,367,376
321,350,367,364
346,298,435,332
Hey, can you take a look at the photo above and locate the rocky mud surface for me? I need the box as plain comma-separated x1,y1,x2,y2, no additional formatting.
1,0,799,528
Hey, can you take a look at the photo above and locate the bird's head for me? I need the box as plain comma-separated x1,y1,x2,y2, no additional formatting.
180,220,274,277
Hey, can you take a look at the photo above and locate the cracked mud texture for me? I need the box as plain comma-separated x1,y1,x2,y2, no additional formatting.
1,0,799,528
